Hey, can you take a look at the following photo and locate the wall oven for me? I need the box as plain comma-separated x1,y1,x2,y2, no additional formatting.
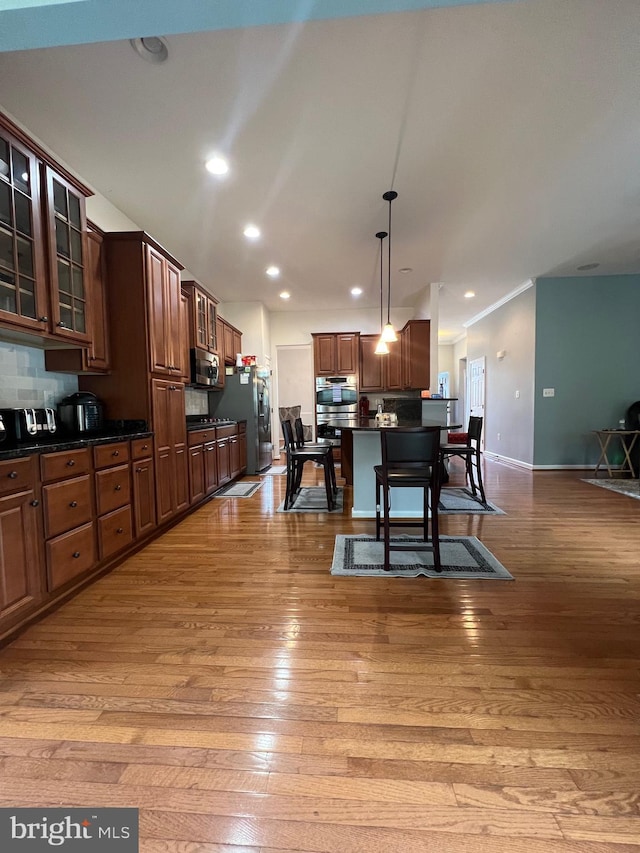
315,375,358,447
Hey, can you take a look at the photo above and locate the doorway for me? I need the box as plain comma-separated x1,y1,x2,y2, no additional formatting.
468,356,485,450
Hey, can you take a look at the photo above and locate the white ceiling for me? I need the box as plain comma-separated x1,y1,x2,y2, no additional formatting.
0,0,639,342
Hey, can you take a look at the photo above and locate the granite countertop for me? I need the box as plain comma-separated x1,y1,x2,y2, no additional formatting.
0,429,153,461
334,418,424,431
186,419,237,431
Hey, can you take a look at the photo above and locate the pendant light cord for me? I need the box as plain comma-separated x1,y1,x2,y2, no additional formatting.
376,231,387,332
382,191,398,326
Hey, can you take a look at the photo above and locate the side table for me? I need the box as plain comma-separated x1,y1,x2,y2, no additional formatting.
592,430,640,478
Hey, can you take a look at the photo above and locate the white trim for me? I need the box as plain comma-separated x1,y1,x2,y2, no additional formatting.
464,278,535,329
485,451,607,472
351,510,424,519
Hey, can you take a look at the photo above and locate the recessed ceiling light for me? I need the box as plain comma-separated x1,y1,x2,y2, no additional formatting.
205,156,229,176
399,267,413,274
279,291,290,300
130,37,169,64
266,266,280,278
243,224,261,241
464,291,476,298
577,262,600,271
351,287,363,296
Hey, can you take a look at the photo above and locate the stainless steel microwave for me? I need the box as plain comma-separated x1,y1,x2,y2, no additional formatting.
190,348,220,387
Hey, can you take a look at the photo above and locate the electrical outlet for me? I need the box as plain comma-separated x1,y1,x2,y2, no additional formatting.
497,432,501,441
543,388,555,397
515,390,520,399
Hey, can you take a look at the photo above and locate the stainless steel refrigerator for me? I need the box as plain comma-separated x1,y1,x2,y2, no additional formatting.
209,366,273,473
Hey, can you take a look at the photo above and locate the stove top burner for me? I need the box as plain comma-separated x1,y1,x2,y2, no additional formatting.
186,415,233,425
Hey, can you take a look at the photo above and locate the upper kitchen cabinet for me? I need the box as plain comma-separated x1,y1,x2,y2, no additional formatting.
401,319,430,390
0,112,93,344
44,222,111,374
182,280,218,353
312,333,360,376
217,315,242,365
42,165,91,344
359,320,430,392
0,119,47,334
147,242,187,379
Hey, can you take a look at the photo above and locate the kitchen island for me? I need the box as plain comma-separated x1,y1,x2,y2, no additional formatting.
338,399,458,518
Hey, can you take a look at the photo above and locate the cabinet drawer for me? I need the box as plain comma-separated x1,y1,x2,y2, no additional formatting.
95,464,131,515
188,428,216,447
46,522,96,592
131,437,154,460
98,505,133,561
41,448,91,483
94,441,130,469
216,424,237,439
42,474,93,538
0,456,35,496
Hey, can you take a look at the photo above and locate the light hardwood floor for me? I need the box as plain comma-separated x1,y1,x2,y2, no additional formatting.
1,458,640,852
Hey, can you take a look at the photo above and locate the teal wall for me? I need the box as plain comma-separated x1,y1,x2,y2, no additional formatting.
534,275,640,467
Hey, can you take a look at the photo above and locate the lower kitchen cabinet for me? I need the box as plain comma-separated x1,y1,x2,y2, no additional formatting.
188,444,205,505
0,457,44,628
132,438,156,538
152,379,188,523
40,447,96,592
94,441,133,561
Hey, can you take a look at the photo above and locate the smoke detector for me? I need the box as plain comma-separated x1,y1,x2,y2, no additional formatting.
130,37,169,64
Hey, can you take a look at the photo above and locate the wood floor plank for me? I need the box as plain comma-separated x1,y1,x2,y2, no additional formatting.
1,459,640,851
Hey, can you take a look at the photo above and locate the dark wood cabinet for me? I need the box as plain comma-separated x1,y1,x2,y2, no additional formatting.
131,439,156,539
0,111,93,345
402,319,430,390
359,335,386,392
40,447,97,593
204,440,218,494
359,321,430,391
152,379,188,524
188,445,205,505
0,457,44,631
147,243,185,379
238,423,247,474
217,436,231,486
312,332,359,376
182,280,218,353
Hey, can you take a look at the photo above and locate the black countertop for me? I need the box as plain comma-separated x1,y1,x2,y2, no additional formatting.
0,429,153,461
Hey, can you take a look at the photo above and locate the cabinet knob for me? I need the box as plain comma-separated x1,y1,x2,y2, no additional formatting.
67,459,75,467
69,500,78,508
72,551,81,559
115,484,122,491
135,467,143,473
30,499,39,507
113,450,119,456
8,471,18,479
142,444,148,450
116,527,124,534
39,316,48,322
56,321,67,328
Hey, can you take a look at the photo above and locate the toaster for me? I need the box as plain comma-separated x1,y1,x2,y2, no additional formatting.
0,407,58,443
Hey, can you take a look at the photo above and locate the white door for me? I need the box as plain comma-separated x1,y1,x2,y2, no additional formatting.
468,356,485,450
275,344,314,449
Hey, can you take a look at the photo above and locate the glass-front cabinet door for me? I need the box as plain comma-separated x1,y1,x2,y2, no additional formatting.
0,126,47,332
43,165,90,343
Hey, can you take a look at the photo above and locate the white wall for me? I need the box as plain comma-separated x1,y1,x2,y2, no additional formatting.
218,301,271,368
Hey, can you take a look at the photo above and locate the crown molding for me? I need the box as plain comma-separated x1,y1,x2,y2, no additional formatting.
463,278,535,329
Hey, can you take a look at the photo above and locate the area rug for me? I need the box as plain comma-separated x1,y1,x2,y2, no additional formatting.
331,534,513,579
439,487,505,515
263,465,287,475
583,479,640,501
277,486,344,513
215,481,263,498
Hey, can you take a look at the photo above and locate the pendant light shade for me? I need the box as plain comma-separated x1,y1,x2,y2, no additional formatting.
375,230,389,355
381,190,398,343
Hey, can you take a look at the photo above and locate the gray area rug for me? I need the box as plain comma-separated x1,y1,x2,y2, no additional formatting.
439,487,504,515
215,481,263,498
263,465,287,475
277,486,344,513
332,534,514,579
583,478,640,501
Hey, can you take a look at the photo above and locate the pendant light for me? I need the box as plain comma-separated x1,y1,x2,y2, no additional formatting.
374,230,389,355
380,190,398,343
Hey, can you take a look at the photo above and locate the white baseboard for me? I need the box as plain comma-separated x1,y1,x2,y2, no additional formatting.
484,451,606,472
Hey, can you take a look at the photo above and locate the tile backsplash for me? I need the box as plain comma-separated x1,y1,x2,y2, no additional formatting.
0,341,78,408
185,386,209,416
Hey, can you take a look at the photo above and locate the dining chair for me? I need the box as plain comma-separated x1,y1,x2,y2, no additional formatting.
281,419,336,510
293,417,338,497
440,416,486,505
374,426,442,573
